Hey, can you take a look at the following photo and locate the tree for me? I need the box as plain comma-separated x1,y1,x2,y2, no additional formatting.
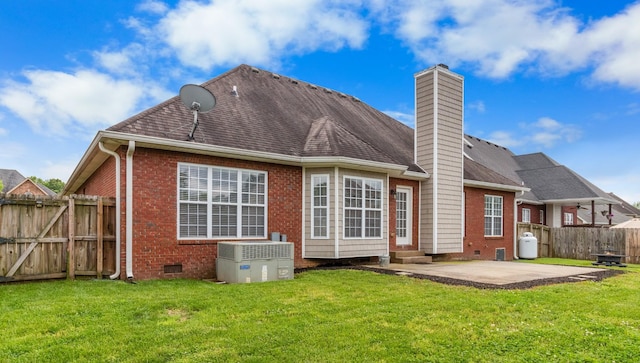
0,179,3,192
634,201,640,210
29,176,65,194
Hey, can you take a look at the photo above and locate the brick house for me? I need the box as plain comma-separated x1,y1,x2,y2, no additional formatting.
63,64,567,280
0,169,56,196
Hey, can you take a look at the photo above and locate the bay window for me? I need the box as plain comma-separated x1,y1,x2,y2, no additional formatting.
311,175,329,238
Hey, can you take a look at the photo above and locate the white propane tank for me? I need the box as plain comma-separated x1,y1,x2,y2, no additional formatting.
518,232,538,259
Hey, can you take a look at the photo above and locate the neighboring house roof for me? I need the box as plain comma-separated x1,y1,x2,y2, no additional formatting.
608,193,640,216
464,136,618,206
0,169,26,192
0,168,56,196
577,192,640,226
611,218,640,229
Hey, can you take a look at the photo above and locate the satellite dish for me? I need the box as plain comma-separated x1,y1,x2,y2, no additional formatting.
179,84,216,140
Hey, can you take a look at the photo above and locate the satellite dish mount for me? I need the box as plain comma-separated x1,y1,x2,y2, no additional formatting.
179,84,216,141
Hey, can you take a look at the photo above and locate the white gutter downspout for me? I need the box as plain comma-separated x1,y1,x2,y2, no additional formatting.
125,140,136,280
98,142,122,280
513,197,519,260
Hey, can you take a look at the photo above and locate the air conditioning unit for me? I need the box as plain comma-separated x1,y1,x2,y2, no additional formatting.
216,241,294,283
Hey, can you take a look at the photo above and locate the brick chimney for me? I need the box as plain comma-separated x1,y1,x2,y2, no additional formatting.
414,65,464,254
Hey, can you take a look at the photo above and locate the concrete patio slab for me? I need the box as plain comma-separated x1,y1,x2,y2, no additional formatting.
369,260,613,287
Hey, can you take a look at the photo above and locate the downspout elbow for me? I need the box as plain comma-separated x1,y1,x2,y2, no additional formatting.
98,142,122,280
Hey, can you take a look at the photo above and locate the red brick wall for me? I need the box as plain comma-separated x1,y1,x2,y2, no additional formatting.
9,180,48,196
81,147,303,280
517,203,545,224
457,186,516,261
79,151,120,197
388,178,420,251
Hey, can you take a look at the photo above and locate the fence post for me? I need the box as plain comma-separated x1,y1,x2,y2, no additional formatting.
67,198,75,280
97,197,104,279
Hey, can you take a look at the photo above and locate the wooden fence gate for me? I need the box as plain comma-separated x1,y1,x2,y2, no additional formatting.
0,193,116,282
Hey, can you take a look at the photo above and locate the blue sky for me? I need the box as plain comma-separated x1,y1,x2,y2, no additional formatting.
1,0,639,203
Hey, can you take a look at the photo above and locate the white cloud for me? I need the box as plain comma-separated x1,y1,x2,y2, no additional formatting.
0,70,148,136
489,117,581,149
155,0,368,70
384,0,640,89
467,100,486,113
0,127,6,136
487,130,522,148
137,0,169,15
383,110,414,127
40,158,81,182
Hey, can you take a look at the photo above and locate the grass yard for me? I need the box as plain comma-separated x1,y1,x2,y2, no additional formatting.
1,259,640,362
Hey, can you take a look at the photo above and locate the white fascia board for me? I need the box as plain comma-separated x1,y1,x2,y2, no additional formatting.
65,130,424,192
402,170,430,180
464,179,530,193
100,131,410,171
517,198,545,205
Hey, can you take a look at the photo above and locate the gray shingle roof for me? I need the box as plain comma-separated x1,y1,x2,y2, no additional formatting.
109,64,415,168
464,134,619,204
0,169,25,192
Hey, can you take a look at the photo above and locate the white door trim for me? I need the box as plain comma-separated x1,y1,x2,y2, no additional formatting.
395,186,412,246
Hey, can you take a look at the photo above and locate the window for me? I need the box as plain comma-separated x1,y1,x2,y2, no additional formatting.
522,208,531,223
484,195,503,236
564,212,574,225
178,164,267,239
344,177,382,238
311,175,329,238
540,210,544,225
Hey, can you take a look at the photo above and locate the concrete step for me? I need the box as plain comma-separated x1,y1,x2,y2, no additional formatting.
390,251,432,264
391,250,425,258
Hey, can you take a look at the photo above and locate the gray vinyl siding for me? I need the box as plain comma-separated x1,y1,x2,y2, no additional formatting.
416,67,464,254
304,167,336,258
303,167,387,259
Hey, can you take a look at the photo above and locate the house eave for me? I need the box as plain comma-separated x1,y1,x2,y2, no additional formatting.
541,197,621,206
63,130,425,194
464,179,530,193
517,198,545,205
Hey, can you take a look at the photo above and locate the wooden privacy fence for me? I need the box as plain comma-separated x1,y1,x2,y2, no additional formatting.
517,223,551,258
0,193,116,282
517,223,640,263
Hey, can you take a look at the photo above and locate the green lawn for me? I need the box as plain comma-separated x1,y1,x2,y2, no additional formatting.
2,260,640,362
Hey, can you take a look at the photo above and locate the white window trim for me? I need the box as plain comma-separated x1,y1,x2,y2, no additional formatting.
311,174,330,239
522,208,531,223
177,163,268,240
564,212,574,225
342,175,383,239
484,195,503,237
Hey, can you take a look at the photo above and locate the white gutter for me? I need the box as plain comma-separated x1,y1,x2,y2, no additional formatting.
125,140,136,280
98,142,122,280
464,179,530,193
